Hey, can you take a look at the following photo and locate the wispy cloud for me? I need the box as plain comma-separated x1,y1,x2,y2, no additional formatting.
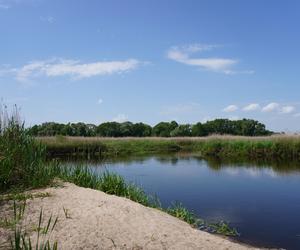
243,103,260,111
2,58,142,82
294,113,300,118
280,105,295,114
262,102,280,112
97,98,103,105
40,16,55,24
112,114,128,123
223,105,238,112
167,44,253,74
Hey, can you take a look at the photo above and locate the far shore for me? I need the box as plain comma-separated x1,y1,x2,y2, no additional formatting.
37,135,300,162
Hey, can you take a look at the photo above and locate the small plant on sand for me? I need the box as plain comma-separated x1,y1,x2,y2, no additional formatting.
63,207,71,219
166,202,202,226
0,201,26,229
10,205,58,250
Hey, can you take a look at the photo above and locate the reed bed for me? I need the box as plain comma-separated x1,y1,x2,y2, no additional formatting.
38,135,300,161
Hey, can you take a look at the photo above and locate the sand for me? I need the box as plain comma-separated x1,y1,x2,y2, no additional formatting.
0,183,261,250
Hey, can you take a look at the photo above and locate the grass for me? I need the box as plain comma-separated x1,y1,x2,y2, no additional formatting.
38,135,300,162
0,105,61,192
166,202,202,226
209,221,239,236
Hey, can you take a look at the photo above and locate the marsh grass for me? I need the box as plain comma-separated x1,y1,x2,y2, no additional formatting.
0,104,61,192
39,135,300,162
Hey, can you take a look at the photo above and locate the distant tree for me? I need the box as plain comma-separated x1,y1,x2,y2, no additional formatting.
152,121,178,137
191,122,208,136
132,122,152,137
119,122,134,136
27,118,272,137
170,124,192,137
96,122,122,137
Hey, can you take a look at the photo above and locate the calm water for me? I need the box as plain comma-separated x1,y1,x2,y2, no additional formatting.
65,154,300,249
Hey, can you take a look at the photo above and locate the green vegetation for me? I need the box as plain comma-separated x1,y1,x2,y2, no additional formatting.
28,118,272,137
39,135,300,162
209,221,239,237
166,202,202,226
192,137,300,161
0,105,61,192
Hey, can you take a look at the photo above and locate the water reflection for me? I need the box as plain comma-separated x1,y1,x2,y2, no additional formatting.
56,153,300,175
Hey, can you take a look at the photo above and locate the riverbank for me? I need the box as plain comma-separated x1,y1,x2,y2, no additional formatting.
0,182,258,250
39,135,300,162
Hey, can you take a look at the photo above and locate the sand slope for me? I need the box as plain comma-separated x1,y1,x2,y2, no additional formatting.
0,183,260,250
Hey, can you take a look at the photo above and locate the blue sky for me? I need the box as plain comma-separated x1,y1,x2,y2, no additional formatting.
1,0,300,132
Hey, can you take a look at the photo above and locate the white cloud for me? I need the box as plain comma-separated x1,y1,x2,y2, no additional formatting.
262,102,280,112
294,113,300,117
167,44,253,74
280,105,295,114
97,98,103,105
2,58,142,82
243,103,260,111
112,114,128,123
223,105,238,112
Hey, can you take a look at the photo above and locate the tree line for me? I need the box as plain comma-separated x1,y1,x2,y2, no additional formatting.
28,118,273,137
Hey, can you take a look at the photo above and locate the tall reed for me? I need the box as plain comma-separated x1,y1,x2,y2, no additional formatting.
0,104,60,192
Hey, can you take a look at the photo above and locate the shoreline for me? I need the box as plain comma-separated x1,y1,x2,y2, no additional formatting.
0,182,260,250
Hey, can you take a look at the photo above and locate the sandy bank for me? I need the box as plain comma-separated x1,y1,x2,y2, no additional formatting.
0,183,261,250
